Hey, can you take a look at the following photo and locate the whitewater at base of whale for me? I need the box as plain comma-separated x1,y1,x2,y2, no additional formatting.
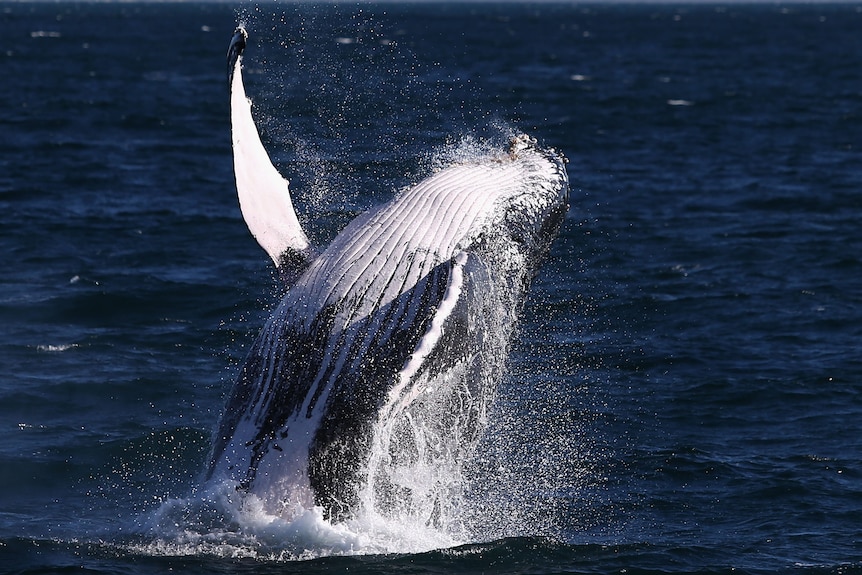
133,480,464,560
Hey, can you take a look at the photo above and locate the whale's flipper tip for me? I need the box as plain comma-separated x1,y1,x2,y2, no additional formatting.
227,26,248,82
229,26,248,57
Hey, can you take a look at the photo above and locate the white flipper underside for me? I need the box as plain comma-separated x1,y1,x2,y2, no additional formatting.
230,54,311,267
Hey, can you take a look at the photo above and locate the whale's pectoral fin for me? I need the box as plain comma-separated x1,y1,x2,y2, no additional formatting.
228,26,313,277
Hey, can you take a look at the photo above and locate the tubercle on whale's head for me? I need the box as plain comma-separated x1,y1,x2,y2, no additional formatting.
508,133,540,159
509,133,568,166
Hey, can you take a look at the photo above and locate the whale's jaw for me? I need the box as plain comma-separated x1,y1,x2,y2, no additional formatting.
210,28,569,525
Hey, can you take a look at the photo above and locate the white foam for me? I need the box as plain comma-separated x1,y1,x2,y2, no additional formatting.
134,480,459,560
35,343,78,352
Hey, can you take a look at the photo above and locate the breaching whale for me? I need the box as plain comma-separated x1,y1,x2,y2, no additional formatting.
208,27,570,523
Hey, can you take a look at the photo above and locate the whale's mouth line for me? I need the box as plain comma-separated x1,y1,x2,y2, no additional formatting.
209,25,570,529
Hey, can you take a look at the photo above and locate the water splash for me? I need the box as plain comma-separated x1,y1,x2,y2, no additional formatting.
134,480,459,559
427,122,522,171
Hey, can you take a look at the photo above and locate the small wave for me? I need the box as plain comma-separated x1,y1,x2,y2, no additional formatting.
35,343,78,352
69,274,100,286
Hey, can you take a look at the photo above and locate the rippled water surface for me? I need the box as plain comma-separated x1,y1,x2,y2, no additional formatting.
1,2,861,573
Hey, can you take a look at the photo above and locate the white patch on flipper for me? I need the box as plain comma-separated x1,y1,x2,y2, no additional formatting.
230,55,311,266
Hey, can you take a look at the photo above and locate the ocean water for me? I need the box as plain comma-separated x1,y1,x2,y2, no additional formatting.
2,1,861,573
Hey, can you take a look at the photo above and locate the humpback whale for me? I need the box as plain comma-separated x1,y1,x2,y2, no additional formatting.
208,27,570,523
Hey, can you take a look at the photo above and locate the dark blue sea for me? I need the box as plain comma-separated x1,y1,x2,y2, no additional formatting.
2,1,861,573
